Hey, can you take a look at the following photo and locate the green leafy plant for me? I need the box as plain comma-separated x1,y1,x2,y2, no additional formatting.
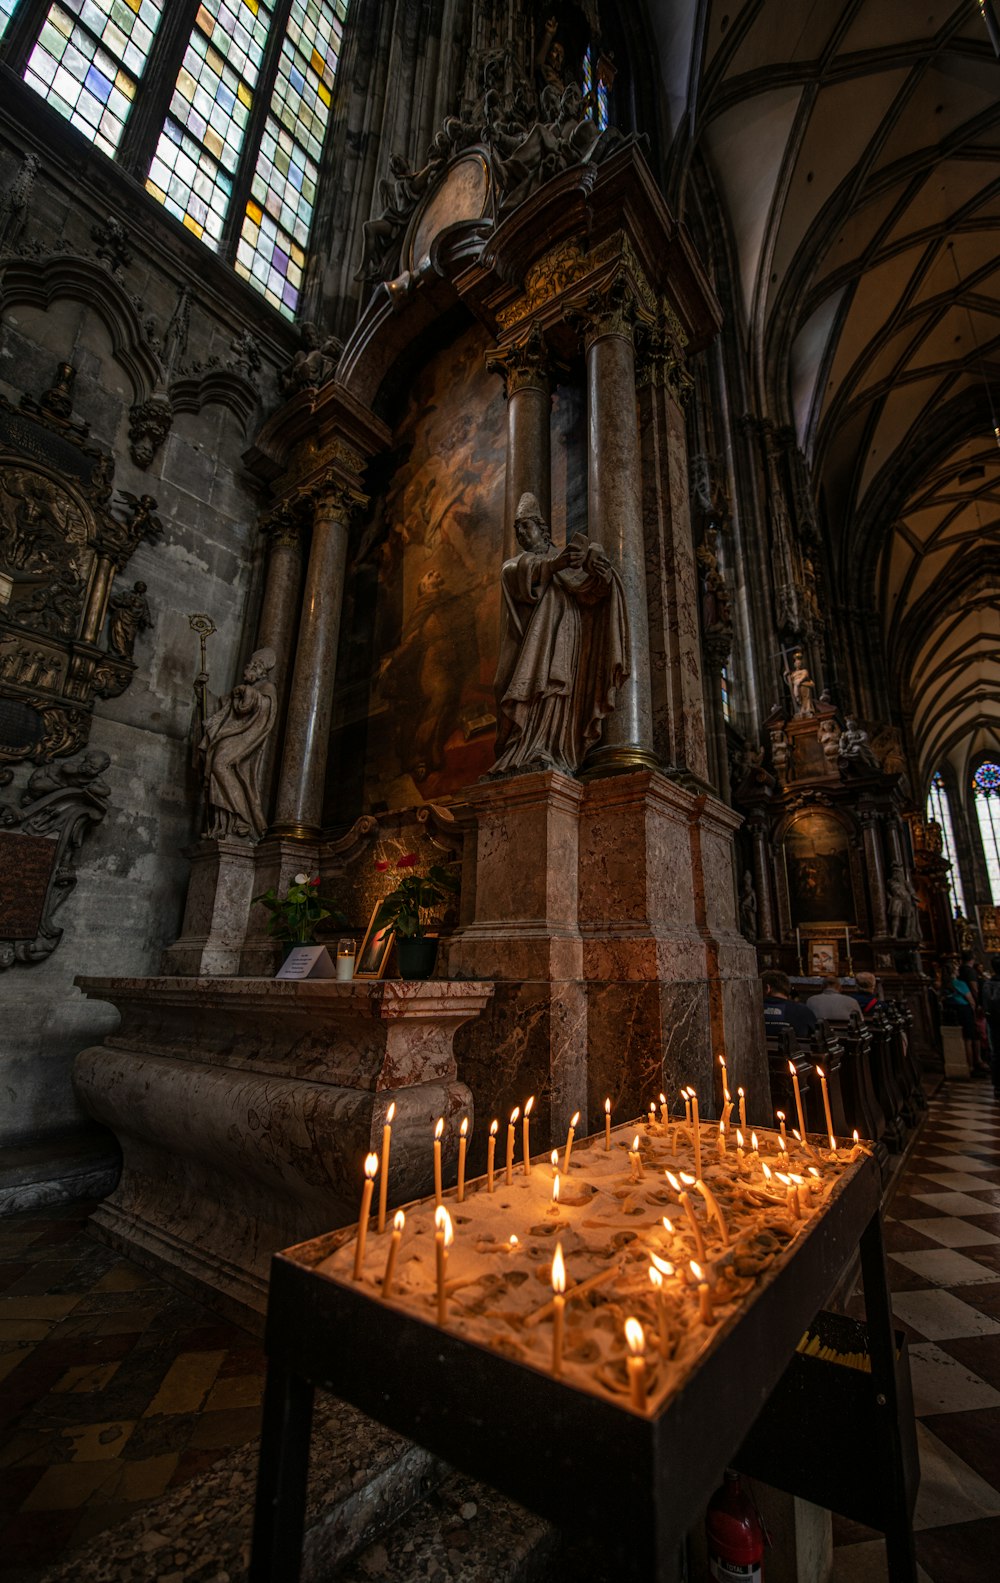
372,853,459,938
253,872,346,945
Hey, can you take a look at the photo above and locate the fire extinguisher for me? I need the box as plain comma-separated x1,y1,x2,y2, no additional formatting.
705,1470,766,1581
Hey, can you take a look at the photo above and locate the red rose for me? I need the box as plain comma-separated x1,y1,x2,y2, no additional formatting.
310,877,320,886
375,860,390,872
396,853,418,868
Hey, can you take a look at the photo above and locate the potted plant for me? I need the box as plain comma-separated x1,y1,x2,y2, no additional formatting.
372,853,459,979
253,872,346,955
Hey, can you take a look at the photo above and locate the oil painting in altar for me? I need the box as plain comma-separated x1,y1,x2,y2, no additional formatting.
785,810,855,925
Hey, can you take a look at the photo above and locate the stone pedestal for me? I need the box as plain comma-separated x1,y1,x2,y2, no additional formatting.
73,976,492,1325
160,838,259,976
446,769,765,1164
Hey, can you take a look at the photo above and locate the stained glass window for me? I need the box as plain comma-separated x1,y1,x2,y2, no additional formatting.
1,1,19,42
582,46,609,131
927,771,967,917
721,665,731,723
145,1,272,247
972,761,1000,905
235,1,347,315
24,0,165,158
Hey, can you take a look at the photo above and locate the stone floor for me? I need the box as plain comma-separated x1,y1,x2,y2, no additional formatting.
1,1086,999,1580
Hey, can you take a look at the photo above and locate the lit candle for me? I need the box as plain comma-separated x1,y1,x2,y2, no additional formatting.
457,1116,469,1203
551,1170,560,1211
649,1264,670,1358
506,1106,519,1186
776,1109,787,1146
381,1209,405,1297
849,1129,872,1161
693,1176,729,1245
433,1116,444,1207
776,1172,801,1220
790,1172,808,1210
628,1134,643,1181
487,1119,498,1194
750,1131,759,1164
683,1089,693,1129
434,1204,453,1326
551,1149,559,1177
377,1100,395,1234
718,1052,728,1099
690,1261,714,1326
738,1087,747,1132
667,1170,706,1263
624,1318,647,1411
787,1057,803,1146
564,1110,580,1173
691,1091,702,1182
735,1128,746,1174
604,1097,611,1151
717,1119,726,1162
648,1100,657,1129
353,1152,379,1280
551,1243,566,1378
522,1096,534,1176
776,1135,789,1172
815,1066,835,1150
722,1091,734,1135
659,1092,668,1125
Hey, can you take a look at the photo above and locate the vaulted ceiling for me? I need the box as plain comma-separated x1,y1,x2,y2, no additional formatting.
655,0,1000,790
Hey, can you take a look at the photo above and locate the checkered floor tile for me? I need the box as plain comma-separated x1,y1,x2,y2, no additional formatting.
833,1085,1000,1580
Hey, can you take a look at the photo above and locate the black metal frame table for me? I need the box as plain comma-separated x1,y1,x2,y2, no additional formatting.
249,1150,917,1582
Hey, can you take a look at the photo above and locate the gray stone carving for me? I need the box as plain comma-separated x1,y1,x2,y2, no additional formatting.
769,725,791,786
0,152,40,257
491,492,628,777
838,716,881,776
128,392,173,469
197,647,277,841
91,214,132,275
818,716,840,772
107,581,152,660
887,860,919,939
279,322,343,396
783,648,816,718
738,869,758,942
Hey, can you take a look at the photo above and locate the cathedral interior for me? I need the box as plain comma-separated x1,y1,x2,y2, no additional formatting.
2,2,1000,1580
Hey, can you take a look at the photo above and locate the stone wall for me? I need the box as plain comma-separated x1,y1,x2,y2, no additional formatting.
0,95,294,1150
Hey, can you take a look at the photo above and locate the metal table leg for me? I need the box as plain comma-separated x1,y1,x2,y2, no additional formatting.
249,1362,314,1583
859,1210,918,1582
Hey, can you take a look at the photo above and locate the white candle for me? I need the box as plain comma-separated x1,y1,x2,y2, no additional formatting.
659,1092,668,1125
433,1116,444,1207
604,1097,611,1151
457,1116,468,1203
434,1204,453,1326
564,1110,580,1173
522,1095,534,1176
381,1209,405,1297
377,1100,395,1234
738,1087,747,1133
815,1065,835,1149
691,1091,702,1182
624,1318,647,1411
649,1264,669,1358
353,1152,378,1280
487,1119,498,1193
506,1107,519,1186
776,1109,787,1146
788,1060,807,1141
551,1243,566,1378
691,1261,714,1326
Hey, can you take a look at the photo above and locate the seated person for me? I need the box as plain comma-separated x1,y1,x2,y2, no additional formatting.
762,969,818,1037
849,971,882,1017
806,974,862,1021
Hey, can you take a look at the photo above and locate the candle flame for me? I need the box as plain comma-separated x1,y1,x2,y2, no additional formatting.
651,1252,674,1277
604,1097,611,1114
386,1101,396,1124
364,1152,379,1179
551,1150,558,1168
724,1087,731,1103
808,1167,820,1179
736,1129,744,1148
649,1265,663,1291
776,1110,785,1121
662,1217,674,1234
778,1137,787,1154
510,1106,520,1124
751,1132,758,1152
570,1110,580,1128
738,1086,745,1098
490,1119,498,1136
775,1172,789,1186
761,1162,772,1181
815,1065,825,1079
790,1174,804,1185
718,1054,725,1068
434,1205,454,1246
393,1210,405,1232
853,1129,859,1144
525,1096,535,1116
792,1129,802,1142
632,1134,640,1152
659,1091,666,1104
625,1317,645,1355
665,1170,680,1191
434,1117,444,1140
719,1119,725,1134
551,1242,566,1294
679,1171,695,1186
509,1234,519,1246
829,1134,837,1153
690,1261,703,1282
460,1116,469,1137
788,1060,796,1076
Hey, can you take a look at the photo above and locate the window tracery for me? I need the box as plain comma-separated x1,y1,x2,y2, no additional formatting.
927,770,967,917
972,760,1000,905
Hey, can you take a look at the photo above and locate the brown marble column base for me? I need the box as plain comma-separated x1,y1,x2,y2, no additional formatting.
72,977,492,1327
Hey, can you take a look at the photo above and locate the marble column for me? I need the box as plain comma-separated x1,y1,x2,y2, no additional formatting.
255,505,304,823
749,807,778,947
272,479,364,840
861,805,889,938
486,325,551,559
580,279,658,773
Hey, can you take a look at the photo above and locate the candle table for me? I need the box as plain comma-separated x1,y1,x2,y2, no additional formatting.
249,1119,917,1582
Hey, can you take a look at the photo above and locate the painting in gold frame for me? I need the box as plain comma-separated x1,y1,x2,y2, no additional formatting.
808,939,838,978
354,903,395,980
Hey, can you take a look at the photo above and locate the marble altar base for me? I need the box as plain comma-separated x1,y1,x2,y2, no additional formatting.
72,977,492,1326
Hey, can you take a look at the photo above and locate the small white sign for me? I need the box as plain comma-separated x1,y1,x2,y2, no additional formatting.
275,945,338,981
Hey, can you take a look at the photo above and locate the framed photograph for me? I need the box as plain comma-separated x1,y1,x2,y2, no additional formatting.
354,903,395,980
808,939,838,977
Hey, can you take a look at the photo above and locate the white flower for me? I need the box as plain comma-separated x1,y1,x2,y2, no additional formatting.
293,873,309,885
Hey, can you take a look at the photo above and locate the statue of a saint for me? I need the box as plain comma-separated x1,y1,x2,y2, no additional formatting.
107,580,152,659
769,725,791,786
738,870,758,943
886,861,919,939
197,647,277,841
783,648,816,718
491,493,629,778
838,716,881,776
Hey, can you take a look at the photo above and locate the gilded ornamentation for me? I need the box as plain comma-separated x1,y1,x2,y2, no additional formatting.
636,301,693,401
485,323,550,396
312,480,369,522
107,580,152,660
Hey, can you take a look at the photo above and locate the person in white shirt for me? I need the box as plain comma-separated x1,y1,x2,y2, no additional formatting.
806,975,862,1021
